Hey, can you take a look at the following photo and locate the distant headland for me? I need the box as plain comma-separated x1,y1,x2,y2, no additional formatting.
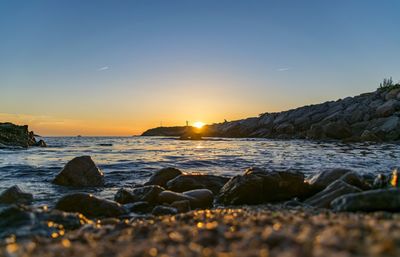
142,83,400,142
0,122,46,148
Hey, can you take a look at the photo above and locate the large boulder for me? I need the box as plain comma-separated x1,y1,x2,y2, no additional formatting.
322,121,352,139
114,185,164,204
307,168,352,191
145,167,182,187
55,193,126,218
166,174,229,194
332,188,400,212
369,116,400,141
53,156,105,187
0,185,33,204
375,99,400,117
0,122,42,147
304,180,361,208
217,168,310,205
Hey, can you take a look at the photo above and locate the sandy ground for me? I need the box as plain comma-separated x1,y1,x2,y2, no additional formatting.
2,205,400,257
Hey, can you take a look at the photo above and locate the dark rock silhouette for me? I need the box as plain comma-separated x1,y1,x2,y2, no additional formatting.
53,156,105,187
0,122,46,147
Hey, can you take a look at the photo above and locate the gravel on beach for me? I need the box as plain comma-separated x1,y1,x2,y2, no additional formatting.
3,205,400,257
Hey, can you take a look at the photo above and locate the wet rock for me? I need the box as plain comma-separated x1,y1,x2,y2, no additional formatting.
375,99,400,117
157,190,194,204
304,180,361,208
275,123,294,134
55,193,126,218
171,200,191,213
145,167,183,187
370,116,400,141
308,168,352,191
166,174,230,194
35,139,47,147
0,122,41,147
217,168,310,205
124,201,152,213
0,185,33,204
340,172,371,191
53,156,105,187
183,189,214,209
152,205,178,216
332,188,400,212
114,185,164,204
158,189,213,209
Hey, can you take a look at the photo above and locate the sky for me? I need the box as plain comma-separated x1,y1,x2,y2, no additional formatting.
1,0,400,136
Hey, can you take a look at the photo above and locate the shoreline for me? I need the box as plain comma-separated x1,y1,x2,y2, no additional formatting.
143,86,400,143
3,205,400,257
1,158,400,256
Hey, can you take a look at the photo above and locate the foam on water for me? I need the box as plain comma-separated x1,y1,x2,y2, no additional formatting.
0,136,399,205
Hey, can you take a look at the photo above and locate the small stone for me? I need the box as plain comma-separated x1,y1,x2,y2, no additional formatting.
183,189,214,209
124,201,152,213
114,185,164,204
151,205,178,216
157,190,194,204
170,200,191,213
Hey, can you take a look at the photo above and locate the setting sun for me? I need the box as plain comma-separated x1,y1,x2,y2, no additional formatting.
193,121,205,128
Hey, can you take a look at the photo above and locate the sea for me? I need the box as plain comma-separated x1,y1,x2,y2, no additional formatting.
0,136,399,206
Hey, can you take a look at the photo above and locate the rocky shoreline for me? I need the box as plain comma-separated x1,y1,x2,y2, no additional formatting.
0,122,46,148
142,86,400,142
1,155,400,256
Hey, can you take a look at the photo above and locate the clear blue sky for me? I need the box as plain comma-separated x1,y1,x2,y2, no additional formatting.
1,0,400,135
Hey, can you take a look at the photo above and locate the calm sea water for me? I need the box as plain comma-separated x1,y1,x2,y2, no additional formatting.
0,136,399,206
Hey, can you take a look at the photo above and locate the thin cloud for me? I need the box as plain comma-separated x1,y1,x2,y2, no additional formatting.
97,66,109,71
277,67,290,72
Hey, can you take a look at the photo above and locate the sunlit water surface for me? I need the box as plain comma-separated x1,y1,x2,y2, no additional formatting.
0,137,399,206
